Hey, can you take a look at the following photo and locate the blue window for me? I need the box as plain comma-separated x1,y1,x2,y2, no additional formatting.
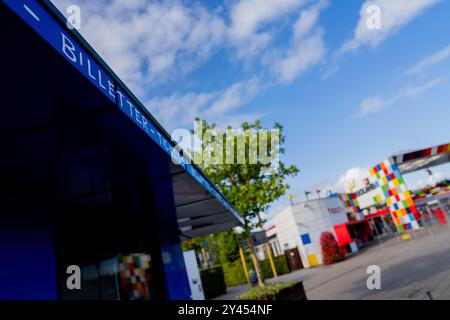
301,233,311,245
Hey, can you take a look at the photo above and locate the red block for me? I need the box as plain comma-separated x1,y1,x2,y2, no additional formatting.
334,224,352,246
436,209,447,224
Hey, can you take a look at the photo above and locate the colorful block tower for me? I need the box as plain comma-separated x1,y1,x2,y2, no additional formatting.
369,158,420,232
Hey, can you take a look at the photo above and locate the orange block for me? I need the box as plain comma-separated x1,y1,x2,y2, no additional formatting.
407,198,415,207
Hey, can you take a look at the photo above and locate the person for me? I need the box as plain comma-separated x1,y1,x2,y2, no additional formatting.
248,269,258,287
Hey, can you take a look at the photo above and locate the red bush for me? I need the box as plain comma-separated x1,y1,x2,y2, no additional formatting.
320,231,344,265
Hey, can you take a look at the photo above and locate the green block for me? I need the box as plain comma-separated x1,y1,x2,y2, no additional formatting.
397,225,405,232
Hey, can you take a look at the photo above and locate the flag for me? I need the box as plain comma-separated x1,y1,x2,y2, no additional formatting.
316,189,322,199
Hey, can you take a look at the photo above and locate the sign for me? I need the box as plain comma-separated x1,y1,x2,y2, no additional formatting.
4,0,241,221
327,207,343,214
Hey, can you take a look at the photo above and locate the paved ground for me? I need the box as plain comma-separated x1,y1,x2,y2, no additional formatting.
215,223,450,300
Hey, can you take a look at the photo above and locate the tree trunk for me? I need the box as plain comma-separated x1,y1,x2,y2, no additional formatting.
247,237,265,287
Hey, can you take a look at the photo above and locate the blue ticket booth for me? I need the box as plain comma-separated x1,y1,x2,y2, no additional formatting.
0,0,242,300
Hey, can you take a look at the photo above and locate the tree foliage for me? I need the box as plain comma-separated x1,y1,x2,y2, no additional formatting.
219,230,240,263
192,119,299,233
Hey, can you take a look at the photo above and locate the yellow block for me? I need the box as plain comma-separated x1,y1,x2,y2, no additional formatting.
307,254,318,267
402,234,410,240
393,179,400,187
396,210,404,217
404,191,411,199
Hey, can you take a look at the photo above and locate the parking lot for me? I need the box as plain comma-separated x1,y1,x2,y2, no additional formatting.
217,223,450,300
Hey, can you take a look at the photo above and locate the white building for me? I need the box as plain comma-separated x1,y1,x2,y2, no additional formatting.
273,196,356,268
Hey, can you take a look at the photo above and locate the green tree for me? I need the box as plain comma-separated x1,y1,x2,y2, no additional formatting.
219,230,240,263
192,119,299,286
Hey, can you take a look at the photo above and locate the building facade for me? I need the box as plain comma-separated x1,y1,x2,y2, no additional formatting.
0,0,241,300
273,197,354,268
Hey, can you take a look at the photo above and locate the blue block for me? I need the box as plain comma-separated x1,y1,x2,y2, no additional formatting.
301,233,312,245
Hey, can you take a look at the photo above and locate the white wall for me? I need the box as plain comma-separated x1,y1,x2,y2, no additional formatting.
183,250,205,300
273,206,299,252
272,197,348,268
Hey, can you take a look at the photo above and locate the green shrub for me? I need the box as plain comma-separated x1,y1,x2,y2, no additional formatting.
222,255,290,287
223,260,247,287
237,281,303,300
200,266,226,299
260,255,290,278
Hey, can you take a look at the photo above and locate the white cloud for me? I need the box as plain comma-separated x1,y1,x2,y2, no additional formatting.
359,96,388,116
51,0,329,128
358,77,443,116
228,0,328,61
401,77,443,97
146,92,215,130
205,78,261,117
331,167,371,193
273,0,328,83
325,0,441,77
323,165,450,196
229,0,308,41
52,0,226,96
410,170,450,190
406,44,450,75
146,78,262,130
319,164,450,198
340,0,440,54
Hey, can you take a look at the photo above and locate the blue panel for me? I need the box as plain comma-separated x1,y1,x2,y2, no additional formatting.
3,0,115,103
149,154,191,300
0,203,57,300
301,233,311,245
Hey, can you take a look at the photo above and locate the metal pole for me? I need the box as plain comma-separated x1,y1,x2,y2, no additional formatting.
201,247,210,269
265,242,278,279
239,247,251,288
371,218,384,249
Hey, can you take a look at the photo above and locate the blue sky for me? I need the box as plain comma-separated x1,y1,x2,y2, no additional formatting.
52,0,450,216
